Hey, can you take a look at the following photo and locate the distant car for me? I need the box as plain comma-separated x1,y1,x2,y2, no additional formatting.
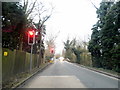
49,58,54,63
59,57,64,62
49,60,54,63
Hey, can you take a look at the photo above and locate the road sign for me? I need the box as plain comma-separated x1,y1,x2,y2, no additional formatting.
4,52,8,56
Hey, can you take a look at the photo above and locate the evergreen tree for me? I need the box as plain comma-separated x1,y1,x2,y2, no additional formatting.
2,2,26,50
64,39,73,60
102,1,120,71
88,1,120,72
88,24,102,67
88,1,115,68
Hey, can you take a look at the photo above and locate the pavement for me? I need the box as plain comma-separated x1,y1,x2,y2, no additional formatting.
17,60,119,88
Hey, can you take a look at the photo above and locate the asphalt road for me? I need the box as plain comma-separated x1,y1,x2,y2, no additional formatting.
20,60,119,88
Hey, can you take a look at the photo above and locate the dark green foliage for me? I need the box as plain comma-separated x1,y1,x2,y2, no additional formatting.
63,39,73,60
72,48,81,63
2,2,26,50
45,56,53,61
64,39,82,63
88,25,102,68
88,1,120,72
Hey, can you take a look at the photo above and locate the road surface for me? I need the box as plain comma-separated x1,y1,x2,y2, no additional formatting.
19,60,119,88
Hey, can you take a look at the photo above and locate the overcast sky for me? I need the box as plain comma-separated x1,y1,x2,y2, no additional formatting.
34,0,102,54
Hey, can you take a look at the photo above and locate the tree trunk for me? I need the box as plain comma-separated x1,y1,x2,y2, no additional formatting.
19,34,23,51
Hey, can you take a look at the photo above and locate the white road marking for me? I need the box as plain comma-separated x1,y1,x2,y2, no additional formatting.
65,61,119,80
39,76,75,77
23,76,86,88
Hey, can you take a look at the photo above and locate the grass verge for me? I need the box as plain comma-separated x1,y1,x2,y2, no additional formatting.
75,63,120,78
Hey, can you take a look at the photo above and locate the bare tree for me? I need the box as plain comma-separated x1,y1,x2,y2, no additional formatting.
21,0,54,28
89,0,98,10
19,0,38,51
45,31,60,51
23,0,37,18
20,0,55,66
44,31,60,62
32,1,55,65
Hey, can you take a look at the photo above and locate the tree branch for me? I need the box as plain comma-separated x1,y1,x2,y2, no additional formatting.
89,0,98,10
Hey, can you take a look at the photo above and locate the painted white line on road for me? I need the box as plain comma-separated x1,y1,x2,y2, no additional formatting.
65,61,119,81
39,76,75,77
23,75,86,88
